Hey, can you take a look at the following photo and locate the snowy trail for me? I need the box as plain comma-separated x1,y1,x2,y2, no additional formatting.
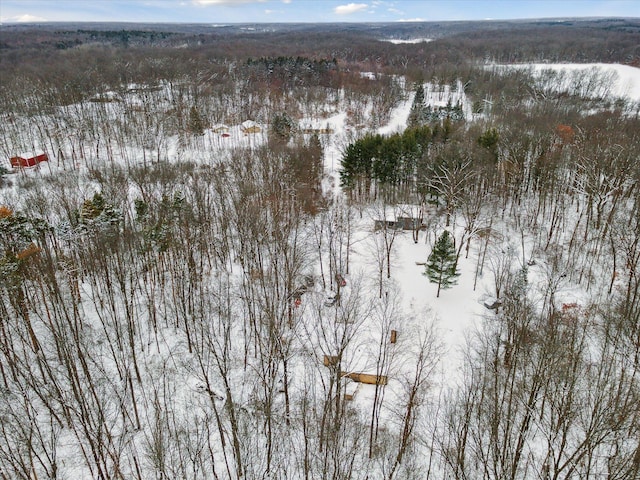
377,91,415,135
321,86,415,175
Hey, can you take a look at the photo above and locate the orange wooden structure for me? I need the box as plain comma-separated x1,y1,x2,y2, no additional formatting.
341,372,388,386
10,152,48,168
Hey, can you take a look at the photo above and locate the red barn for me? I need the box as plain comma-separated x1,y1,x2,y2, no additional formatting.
10,151,48,168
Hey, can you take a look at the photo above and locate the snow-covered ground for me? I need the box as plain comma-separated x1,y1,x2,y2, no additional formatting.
310,78,487,415
492,62,640,101
2,62,637,479
379,38,433,44
313,65,624,418
377,90,415,135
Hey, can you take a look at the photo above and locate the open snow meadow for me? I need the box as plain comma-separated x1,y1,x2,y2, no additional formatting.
1,20,639,480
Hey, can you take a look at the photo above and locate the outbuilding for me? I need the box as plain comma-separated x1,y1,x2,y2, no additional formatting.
212,124,230,134
10,151,48,168
241,120,261,134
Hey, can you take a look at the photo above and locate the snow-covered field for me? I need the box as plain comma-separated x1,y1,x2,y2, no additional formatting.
379,37,433,44
492,62,640,101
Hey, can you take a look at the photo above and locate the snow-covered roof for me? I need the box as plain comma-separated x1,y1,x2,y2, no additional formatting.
15,150,45,159
90,91,120,102
360,72,377,80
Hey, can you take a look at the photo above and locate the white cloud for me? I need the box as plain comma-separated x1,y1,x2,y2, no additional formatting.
282,0,292,3
334,3,368,15
397,17,425,22
193,0,266,5
1,14,47,23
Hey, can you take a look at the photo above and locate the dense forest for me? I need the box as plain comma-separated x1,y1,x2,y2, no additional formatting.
1,19,639,480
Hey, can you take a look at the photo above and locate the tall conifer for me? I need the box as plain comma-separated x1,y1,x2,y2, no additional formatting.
424,230,459,297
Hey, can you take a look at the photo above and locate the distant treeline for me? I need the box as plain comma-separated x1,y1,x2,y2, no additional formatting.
1,18,639,70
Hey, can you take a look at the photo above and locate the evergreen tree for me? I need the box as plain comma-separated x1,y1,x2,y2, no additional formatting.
340,133,382,197
477,127,500,161
424,230,459,297
374,132,402,185
270,112,295,143
414,82,425,105
188,106,205,135
408,83,426,127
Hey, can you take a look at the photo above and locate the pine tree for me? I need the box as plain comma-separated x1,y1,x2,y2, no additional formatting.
188,106,205,135
270,112,295,143
424,230,459,297
408,83,426,127
477,127,500,161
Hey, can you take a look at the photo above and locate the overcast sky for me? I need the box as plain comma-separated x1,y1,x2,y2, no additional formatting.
0,0,638,24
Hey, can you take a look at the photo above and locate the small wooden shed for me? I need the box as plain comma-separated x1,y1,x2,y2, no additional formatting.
341,371,388,386
212,124,230,134
374,219,400,231
241,120,261,134
10,151,48,168
396,216,424,230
